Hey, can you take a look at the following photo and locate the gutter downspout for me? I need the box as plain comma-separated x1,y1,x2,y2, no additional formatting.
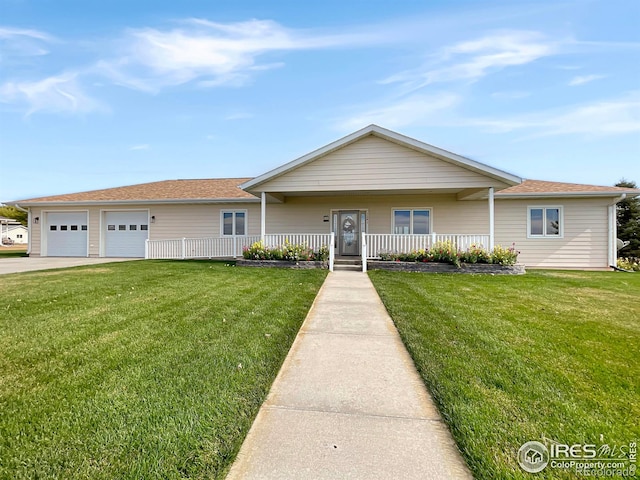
13,204,31,256
260,192,266,242
608,194,626,268
488,187,495,251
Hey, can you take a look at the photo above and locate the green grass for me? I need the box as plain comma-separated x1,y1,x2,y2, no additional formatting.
0,247,28,258
368,270,640,480
0,260,327,479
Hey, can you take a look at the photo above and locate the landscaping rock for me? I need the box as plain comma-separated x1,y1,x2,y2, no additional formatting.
236,259,329,269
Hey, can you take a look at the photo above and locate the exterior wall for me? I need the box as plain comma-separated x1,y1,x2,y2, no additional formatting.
28,203,261,257
259,136,510,192
495,198,611,269
27,196,614,268
266,194,490,235
3,225,28,244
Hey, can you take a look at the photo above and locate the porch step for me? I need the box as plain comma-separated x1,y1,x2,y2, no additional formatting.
333,258,363,271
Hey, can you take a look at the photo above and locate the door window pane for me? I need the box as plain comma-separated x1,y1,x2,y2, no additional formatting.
119,225,126,231
129,225,137,230
413,210,430,234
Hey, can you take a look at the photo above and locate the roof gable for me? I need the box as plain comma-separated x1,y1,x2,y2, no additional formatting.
241,125,522,193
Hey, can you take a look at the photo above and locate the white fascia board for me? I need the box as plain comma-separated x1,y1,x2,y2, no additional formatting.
496,192,640,199
240,124,523,191
11,198,260,207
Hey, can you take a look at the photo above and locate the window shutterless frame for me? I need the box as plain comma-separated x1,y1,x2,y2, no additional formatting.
391,208,432,234
527,206,563,238
220,210,248,236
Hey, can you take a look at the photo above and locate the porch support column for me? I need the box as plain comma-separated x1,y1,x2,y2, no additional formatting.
260,191,266,242
488,187,495,251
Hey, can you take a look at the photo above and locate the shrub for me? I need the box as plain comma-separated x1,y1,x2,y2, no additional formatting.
431,240,461,267
242,241,329,262
376,242,519,267
459,244,491,264
490,244,519,266
617,257,640,271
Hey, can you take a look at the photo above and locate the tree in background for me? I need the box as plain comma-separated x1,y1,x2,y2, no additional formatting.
616,179,640,258
0,205,28,226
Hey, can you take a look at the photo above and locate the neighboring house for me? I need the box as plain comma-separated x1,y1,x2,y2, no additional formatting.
0,216,28,245
8,125,640,268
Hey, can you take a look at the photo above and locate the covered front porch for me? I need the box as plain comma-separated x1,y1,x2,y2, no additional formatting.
145,187,498,272
145,231,492,272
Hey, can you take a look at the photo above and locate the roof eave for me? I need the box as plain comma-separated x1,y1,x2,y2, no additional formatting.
496,191,640,199
10,198,260,207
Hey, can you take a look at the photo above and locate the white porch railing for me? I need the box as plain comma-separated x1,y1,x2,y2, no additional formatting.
145,233,335,271
146,235,261,260
361,232,489,272
364,233,489,259
263,233,332,252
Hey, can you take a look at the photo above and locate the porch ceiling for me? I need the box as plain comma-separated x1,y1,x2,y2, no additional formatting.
264,187,491,202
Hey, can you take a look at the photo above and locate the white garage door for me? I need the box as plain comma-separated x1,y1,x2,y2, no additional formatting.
105,211,148,257
46,212,88,257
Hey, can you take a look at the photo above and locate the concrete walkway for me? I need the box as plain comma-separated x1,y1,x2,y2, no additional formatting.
226,270,473,480
0,257,139,275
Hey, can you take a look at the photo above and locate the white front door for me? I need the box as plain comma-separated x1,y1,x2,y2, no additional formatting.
45,212,88,257
104,211,149,257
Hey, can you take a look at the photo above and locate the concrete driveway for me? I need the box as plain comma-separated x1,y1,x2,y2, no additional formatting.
0,257,141,275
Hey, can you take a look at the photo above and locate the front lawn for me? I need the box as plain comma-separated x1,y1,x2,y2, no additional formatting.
369,270,640,480
0,261,326,479
0,245,28,258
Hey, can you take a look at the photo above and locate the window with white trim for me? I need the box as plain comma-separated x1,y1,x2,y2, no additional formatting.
528,207,562,237
393,209,431,234
222,211,247,236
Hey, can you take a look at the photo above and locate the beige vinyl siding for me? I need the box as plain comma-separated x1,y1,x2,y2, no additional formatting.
495,198,610,269
265,194,490,235
259,136,510,192
147,204,261,239
28,203,260,257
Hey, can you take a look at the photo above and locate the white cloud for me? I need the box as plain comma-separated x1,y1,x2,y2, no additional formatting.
337,93,461,130
469,93,640,137
0,26,56,59
130,144,150,150
0,26,54,42
568,74,606,86
0,72,105,115
1,18,384,115
225,112,254,120
382,31,556,90
97,19,380,92
490,91,531,100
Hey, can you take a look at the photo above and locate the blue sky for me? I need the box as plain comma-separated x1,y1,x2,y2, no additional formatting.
1,0,639,201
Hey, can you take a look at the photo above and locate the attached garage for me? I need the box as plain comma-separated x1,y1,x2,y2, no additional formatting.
45,211,88,257
103,211,149,257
